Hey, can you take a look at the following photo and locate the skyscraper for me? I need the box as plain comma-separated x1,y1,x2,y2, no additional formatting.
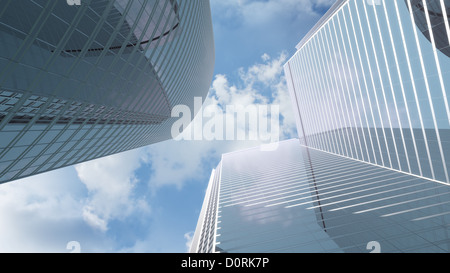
0,0,215,183
285,0,450,184
191,0,450,253
191,139,450,253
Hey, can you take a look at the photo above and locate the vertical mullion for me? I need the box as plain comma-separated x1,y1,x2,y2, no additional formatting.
334,12,367,162
298,44,320,149
417,0,449,183
341,4,377,165
295,53,313,147
311,31,339,155
292,51,313,147
305,37,332,153
326,21,357,160
371,2,409,173
354,0,390,168
289,53,308,146
347,2,383,166
406,0,441,181
317,28,345,156
285,63,304,144
362,1,398,169
381,0,420,175
321,26,350,157
392,0,427,176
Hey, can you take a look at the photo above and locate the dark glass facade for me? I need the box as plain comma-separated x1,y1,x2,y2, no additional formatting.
0,0,215,183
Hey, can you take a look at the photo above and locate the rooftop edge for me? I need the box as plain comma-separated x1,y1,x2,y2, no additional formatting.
295,0,349,51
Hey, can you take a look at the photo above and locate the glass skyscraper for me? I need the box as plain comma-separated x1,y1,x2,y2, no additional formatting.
0,0,214,183
192,139,450,253
285,0,450,184
191,0,450,253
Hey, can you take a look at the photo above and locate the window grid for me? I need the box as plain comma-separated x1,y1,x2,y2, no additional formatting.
0,0,215,183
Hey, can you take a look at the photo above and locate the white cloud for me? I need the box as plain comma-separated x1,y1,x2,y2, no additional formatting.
261,53,271,62
147,52,297,190
144,141,213,190
82,206,108,232
75,149,150,232
242,53,287,85
0,169,88,252
184,231,194,253
210,52,295,140
212,0,335,26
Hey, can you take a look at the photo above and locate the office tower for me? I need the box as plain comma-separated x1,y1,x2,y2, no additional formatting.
0,0,214,183
191,0,450,253
284,0,450,184
191,139,450,253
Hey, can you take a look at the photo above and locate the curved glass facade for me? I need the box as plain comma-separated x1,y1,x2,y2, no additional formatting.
0,0,215,183
285,0,450,184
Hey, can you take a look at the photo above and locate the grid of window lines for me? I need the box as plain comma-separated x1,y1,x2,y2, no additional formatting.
300,145,450,253
0,91,168,125
212,140,341,253
196,140,450,253
285,0,450,184
194,163,221,254
0,0,214,183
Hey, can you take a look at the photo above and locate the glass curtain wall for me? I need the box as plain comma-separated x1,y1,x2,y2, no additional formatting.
193,139,450,253
0,0,215,183
285,0,450,184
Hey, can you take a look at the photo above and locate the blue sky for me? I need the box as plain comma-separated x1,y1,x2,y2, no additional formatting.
0,0,334,253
